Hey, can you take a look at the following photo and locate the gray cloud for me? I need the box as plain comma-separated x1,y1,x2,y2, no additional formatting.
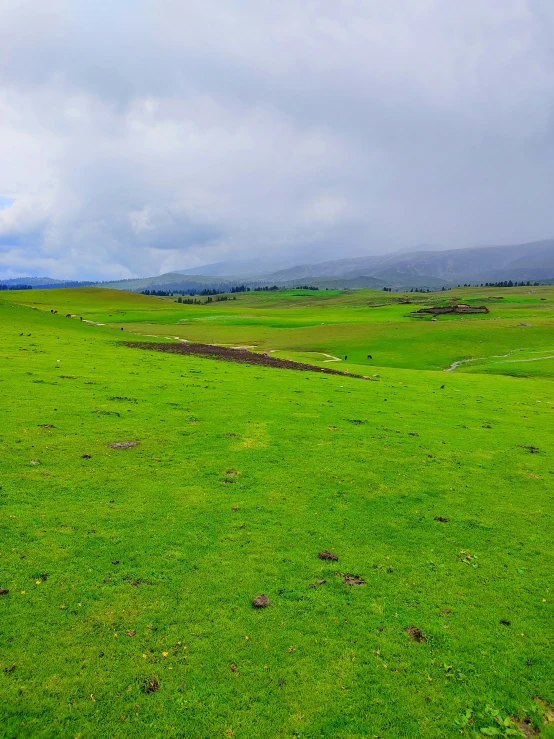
0,0,553,279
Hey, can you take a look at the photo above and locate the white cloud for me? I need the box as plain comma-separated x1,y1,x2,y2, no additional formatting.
0,0,553,278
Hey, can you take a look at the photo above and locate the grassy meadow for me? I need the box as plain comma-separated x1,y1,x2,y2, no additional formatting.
1,285,553,738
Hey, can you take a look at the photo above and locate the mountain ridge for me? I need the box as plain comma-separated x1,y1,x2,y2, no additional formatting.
3,239,554,291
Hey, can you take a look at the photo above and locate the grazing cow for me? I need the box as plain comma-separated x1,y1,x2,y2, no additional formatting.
344,355,348,360
66,314,71,318
80,316,83,321
367,354,372,359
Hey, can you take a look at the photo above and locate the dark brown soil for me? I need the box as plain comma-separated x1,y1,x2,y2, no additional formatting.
252,593,270,608
126,630,136,637
38,424,55,428
405,626,426,642
520,445,540,453
109,441,139,449
81,453,92,459
441,608,451,614
511,717,539,737
500,619,511,626
309,579,327,588
112,560,120,565
229,663,237,672
343,574,366,586
415,304,489,315
142,678,159,694
123,341,376,380
377,626,384,632
434,516,450,523
318,551,338,561
0,589,9,595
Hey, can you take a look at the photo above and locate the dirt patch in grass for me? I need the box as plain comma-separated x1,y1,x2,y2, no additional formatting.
109,441,139,449
252,594,270,608
318,551,338,561
534,697,554,724
343,574,366,586
512,717,539,737
434,516,450,523
405,626,426,642
414,304,489,315
142,678,160,694
123,341,375,380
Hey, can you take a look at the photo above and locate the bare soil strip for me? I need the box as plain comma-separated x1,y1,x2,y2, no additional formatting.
123,341,374,379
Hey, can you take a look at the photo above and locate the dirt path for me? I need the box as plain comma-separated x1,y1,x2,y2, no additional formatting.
123,341,376,380
445,348,525,372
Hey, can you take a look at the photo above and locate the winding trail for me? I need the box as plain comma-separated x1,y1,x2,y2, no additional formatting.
445,348,526,372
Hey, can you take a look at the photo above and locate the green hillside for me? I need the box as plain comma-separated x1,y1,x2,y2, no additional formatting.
1,286,553,738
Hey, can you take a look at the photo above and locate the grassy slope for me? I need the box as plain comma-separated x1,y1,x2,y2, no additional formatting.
8,286,554,375
1,291,553,738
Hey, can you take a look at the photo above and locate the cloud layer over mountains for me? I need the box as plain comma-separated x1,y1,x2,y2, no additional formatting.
1,0,553,279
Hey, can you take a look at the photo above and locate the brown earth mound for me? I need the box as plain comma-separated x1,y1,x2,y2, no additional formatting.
123,341,376,379
415,304,489,315
318,551,338,561
109,441,139,449
252,594,270,608
405,626,426,642
343,574,366,586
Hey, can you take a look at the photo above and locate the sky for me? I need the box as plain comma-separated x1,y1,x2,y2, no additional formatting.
0,0,553,280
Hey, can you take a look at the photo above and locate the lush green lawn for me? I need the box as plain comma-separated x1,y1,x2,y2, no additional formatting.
1,288,553,738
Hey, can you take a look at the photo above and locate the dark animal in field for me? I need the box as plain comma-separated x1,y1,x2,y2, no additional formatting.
344,355,348,360
80,316,83,321
367,354,372,359
66,314,71,318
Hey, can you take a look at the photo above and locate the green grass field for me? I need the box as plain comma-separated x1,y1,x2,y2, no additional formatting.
1,286,553,738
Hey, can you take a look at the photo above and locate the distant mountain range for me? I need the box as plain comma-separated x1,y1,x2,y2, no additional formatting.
255,239,554,286
3,239,554,292
0,277,97,288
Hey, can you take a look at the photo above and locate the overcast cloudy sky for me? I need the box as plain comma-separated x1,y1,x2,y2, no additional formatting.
0,0,553,279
